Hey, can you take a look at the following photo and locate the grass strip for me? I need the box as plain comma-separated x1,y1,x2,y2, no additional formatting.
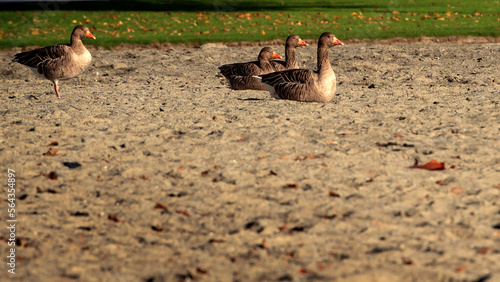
0,0,498,48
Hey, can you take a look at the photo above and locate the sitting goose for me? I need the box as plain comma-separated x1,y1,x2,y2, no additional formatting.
13,25,96,98
255,32,343,102
270,34,308,71
218,47,281,91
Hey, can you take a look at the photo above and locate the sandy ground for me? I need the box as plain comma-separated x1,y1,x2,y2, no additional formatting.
0,41,499,281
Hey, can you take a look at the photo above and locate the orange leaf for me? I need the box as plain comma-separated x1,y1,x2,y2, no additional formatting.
455,266,466,273
436,179,445,185
261,30,266,35
43,148,58,156
409,159,445,170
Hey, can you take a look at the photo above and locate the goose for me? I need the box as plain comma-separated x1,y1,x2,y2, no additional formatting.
218,47,281,91
255,32,343,102
12,25,96,98
270,34,308,71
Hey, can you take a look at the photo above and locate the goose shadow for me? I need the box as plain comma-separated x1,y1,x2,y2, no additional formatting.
237,97,265,101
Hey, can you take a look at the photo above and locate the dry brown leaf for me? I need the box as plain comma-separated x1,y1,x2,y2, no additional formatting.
47,171,58,180
329,191,340,197
48,141,59,146
151,225,163,232
283,183,298,189
43,148,58,156
107,214,121,222
154,203,168,210
177,210,190,217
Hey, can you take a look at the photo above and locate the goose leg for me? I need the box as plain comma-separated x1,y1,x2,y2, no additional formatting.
53,81,61,98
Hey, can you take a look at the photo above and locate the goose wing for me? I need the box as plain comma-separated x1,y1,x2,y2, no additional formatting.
13,44,71,70
259,69,318,101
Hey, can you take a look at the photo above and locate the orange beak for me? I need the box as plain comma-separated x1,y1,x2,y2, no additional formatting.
298,39,308,46
85,30,96,40
272,52,281,59
332,37,343,45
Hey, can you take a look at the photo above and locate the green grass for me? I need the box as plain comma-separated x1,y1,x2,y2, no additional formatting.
0,0,499,48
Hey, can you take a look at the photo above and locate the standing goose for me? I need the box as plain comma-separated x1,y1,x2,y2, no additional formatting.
13,25,96,98
255,32,343,102
218,47,281,91
270,34,308,71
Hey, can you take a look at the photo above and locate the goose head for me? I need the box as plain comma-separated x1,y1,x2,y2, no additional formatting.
319,32,343,47
286,34,308,47
259,47,281,61
73,25,96,40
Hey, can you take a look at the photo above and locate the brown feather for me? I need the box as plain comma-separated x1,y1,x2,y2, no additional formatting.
218,47,278,91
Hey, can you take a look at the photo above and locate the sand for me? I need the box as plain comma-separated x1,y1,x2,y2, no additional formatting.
0,41,499,281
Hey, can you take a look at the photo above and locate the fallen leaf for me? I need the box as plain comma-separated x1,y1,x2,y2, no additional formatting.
283,183,298,189
48,141,59,146
139,175,149,180
394,133,404,138
43,148,58,156
409,159,445,170
259,239,267,249
329,191,340,197
305,154,322,160
154,203,168,210
177,210,190,217
107,214,121,222
455,266,466,273
237,137,246,142
47,171,58,180
269,170,277,175
477,247,494,254
451,187,463,194
208,239,225,243
401,256,414,265
196,267,208,275
299,268,308,274
151,225,163,232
